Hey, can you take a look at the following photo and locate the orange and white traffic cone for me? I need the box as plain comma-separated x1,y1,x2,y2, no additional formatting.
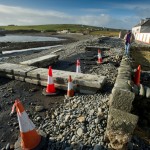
134,65,141,86
11,100,41,150
76,59,81,73
67,75,74,97
97,49,103,64
43,66,57,95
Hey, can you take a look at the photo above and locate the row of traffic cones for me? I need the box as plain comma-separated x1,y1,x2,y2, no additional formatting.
43,49,103,97
43,59,81,97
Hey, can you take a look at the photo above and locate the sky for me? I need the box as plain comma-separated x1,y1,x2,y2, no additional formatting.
0,0,150,29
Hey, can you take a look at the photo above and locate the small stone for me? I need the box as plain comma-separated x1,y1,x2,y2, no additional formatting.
77,128,83,137
65,114,70,122
77,116,86,123
35,106,44,112
139,84,145,96
89,109,94,116
71,135,76,141
146,87,150,98
36,116,42,121
5,143,10,150
95,118,99,124
59,123,66,129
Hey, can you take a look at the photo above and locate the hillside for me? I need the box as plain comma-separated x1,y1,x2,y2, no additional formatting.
0,24,120,36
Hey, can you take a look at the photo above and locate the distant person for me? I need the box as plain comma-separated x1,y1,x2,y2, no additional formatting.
124,30,134,56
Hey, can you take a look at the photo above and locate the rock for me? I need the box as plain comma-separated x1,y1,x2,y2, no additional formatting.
146,87,150,98
65,114,70,122
139,84,145,96
5,143,10,150
77,128,84,137
89,109,95,116
59,123,66,129
36,116,42,121
95,118,100,124
77,116,86,123
35,105,44,112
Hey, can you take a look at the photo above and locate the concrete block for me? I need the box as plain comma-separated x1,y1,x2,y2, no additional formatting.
27,68,106,89
79,85,98,94
20,54,59,67
0,63,37,76
114,79,131,91
106,108,138,150
110,88,135,112
116,73,131,80
25,78,74,91
118,67,132,74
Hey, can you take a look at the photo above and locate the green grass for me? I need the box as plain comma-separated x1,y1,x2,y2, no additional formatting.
0,24,101,32
0,24,121,37
90,30,119,36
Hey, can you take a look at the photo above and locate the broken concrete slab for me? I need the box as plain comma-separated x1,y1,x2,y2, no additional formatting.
0,63,37,76
27,68,106,89
25,78,70,91
20,54,59,67
0,63,106,93
106,108,138,150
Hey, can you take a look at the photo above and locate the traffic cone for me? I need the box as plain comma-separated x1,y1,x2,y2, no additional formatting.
11,100,41,150
43,66,57,95
134,65,141,86
76,59,81,73
97,49,103,64
67,75,74,97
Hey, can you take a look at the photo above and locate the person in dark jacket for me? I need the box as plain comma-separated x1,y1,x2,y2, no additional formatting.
124,30,134,56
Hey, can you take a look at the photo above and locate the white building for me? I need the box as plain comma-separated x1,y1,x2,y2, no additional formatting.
132,18,150,44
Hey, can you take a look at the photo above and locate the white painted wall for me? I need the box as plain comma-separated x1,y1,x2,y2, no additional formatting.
135,33,150,44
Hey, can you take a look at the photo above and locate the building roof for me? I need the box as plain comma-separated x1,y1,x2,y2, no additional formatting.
134,19,150,27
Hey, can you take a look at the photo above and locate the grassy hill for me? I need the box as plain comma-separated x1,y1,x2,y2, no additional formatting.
0,24,121,36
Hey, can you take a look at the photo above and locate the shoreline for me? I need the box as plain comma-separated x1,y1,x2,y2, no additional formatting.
0,33,81,52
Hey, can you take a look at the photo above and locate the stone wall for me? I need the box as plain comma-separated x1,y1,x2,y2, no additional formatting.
106,56,139,150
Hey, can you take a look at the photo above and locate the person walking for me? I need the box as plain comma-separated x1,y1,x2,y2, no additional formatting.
124,30,133,57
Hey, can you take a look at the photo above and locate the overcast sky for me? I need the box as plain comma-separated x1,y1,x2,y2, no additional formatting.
0,0,150,29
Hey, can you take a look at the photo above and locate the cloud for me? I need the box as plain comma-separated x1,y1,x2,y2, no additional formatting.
0,4,142,29
81,8,108,13
0,4,72,25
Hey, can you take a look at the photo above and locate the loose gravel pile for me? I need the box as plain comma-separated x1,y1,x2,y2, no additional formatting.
34,94,109,150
